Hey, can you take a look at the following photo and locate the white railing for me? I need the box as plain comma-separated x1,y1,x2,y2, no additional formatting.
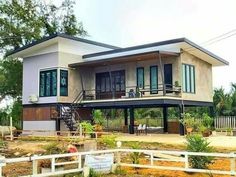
215,116,236,129
0,149,236,177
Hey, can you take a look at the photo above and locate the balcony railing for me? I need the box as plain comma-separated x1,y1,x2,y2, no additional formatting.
81,84,181,101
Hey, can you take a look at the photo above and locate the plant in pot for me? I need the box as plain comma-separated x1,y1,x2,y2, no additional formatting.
180,113,196,134
174,81,181,94
201,113,213,136
39,142,67,174
93,110,105,137
80,121,94,138
199,124,210,137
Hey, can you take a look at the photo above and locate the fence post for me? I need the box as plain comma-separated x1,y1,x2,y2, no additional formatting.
185,153,189,170
32,155,38,175
51,157,55,173
230,152,235,176
78,154,82,169
150,153,154,166
0,156,6,177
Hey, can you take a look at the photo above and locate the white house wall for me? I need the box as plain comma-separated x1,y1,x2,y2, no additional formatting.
23,52,59,105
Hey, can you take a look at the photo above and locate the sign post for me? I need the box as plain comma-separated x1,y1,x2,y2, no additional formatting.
10,117,13,141
0,156,6,177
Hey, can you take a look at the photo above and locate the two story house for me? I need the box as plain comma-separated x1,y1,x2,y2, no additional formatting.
8,33,229,135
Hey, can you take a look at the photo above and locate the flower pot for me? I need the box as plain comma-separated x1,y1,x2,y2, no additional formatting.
202,131,210,137
186,127,193,134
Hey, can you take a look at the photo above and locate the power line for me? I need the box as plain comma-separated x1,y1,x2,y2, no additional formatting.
184,28,236,52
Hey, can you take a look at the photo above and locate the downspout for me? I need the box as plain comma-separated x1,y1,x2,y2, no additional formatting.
158,51,166,96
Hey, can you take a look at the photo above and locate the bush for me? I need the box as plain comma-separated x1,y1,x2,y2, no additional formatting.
93,110,105,126
99,134,117,148
42,142,66,155
186,134,214,169
202,113,213,129
129,142,142,164
80,121,94,134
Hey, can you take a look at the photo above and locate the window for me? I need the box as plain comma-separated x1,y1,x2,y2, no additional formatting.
150,66,158,94
39,69,57,97
182,64,195,93
60,70,68,96
137,67,144,89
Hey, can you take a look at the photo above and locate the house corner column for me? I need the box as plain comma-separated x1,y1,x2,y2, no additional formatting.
129,107,134,134
163,106,168,133
179,104,185,136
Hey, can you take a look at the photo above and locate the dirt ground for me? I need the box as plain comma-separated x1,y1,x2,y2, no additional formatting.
1,139,235,177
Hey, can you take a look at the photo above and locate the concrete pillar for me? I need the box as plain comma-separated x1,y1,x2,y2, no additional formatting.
124,108,128,126
163,106,168,133
129,108,134,134
179,104,185,136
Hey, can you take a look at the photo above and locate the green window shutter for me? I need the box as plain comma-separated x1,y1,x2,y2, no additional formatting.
39,72,45,96
60,70,68,96
52,70,57,96
150,66,158,94
137,67,144,89
39,69,57,97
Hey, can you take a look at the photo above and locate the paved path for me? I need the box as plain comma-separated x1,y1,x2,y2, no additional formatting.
116,134,236,148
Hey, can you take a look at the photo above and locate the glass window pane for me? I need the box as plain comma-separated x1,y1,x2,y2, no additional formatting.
186,65,190,92
137,67,144,88
40,73,45,96
190,66,195,93
45,72,51,96
182,65,186,92
150,66,158,94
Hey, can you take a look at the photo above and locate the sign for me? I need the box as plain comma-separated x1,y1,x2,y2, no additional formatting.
0,156,6,167
84,154,114,172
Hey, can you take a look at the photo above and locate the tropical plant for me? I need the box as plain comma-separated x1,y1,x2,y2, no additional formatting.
99,135,117,149
186,134,214,169
202,113,213,129
80,121,94,134
129,142,142,164
93,110,105,126
180,113,196,128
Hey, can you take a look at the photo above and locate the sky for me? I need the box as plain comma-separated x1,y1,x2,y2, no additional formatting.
74,0,236,92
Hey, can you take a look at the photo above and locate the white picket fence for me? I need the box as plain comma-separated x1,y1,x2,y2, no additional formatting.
215,116,236,129
0,149,236,177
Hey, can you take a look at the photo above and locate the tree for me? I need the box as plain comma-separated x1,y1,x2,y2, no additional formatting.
0,0,87,101
0,0,87,128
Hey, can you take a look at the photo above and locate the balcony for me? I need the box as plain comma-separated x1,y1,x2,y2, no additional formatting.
81,84,181,102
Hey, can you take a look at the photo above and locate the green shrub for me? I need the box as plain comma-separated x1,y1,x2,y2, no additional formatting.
186,134,214,169
93,110,105,126
42,142,66,155
129,142,142,164
99,134,117,148
202,113,213,129
80,121,94,133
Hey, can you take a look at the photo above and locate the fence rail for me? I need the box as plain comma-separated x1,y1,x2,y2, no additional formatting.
0,149,236,177
215,116,236,129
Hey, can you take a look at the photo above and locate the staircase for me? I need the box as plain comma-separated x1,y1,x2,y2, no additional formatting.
57,91,85,131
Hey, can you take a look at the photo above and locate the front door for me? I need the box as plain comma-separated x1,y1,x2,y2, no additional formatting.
164,64,173,93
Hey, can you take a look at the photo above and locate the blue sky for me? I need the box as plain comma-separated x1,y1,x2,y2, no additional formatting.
75,0,236,91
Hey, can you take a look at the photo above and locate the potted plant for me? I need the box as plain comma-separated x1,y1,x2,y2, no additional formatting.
180,113,196,134
80,121,94,138
199,125,210,137
174,81,181,94
93,110,105,137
